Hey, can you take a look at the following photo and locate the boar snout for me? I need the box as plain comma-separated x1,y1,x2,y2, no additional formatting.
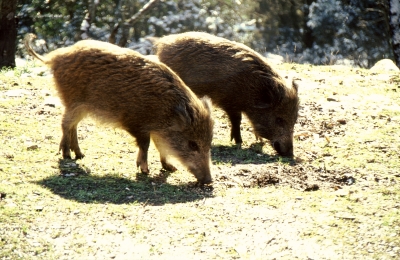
190,167,213,184
187,156,213,184
273,140,294,157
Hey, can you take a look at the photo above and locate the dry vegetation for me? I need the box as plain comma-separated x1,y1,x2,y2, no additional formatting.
0,61,399,259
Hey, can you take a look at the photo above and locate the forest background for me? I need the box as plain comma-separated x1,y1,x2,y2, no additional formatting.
1,0,399,69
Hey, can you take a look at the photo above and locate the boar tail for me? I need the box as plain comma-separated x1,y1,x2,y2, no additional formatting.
24,33,46,63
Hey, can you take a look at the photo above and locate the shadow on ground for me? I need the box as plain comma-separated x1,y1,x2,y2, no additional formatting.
34,159,214,206
211,142,292,165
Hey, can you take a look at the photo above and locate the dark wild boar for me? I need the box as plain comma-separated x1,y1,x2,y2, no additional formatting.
154,32,299,157
24,34,213,184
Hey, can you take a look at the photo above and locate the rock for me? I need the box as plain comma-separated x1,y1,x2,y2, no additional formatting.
35,206,44,212
4,89,31,97
15,57,27,67
294,131,312,139
27,144,39,151
43,96,62,108
327,97,339,102
335,214,356,220
265,53,284,64
335,189,348,197
370,59,399,72
30,67,51,76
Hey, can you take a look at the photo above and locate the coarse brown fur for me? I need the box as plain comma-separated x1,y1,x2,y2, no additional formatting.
24,34,214,184
154,31,299,156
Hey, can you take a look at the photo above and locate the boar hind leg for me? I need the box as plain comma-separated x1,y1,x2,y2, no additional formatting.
134,133,150,174
226,110,243,145
59,108,85,160
70,125,84,159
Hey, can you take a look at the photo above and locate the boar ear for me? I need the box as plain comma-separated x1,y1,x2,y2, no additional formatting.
292,79,299,93
171,102,194,130
201,96,212,113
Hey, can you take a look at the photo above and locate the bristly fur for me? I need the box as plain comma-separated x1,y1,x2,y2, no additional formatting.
24,33,214,183
154,31,299,156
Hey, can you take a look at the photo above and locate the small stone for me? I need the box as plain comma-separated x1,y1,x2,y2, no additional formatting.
325,123,334,129
327,97,339,102
43,96,62,108
337,119,347,124
335,214,356,220
5,89,30,97
335,189,348,197
35,206,44,212
27,144,39,151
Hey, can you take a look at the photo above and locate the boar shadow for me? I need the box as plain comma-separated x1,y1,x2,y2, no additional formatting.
211,143,296,166
33,159,213,206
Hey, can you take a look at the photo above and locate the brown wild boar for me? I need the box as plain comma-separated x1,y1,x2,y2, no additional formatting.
154,32,299,157
24,34,213,184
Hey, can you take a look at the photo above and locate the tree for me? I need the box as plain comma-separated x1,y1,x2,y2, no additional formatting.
388,0,400,67
109,0,159,46
0,0,18,68
305,0,392,67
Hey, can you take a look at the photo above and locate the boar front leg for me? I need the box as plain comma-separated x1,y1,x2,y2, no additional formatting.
226,109,242,145
134,133,150,174
159,154,177,172
152,135,177,172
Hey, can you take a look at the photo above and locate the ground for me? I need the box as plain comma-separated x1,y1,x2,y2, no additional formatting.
0,61,399,259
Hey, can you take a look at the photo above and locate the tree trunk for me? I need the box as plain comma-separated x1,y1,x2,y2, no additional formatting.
109,0,159,46
388,0,400,68
80,0,99,40
303,0,315,49
0,0,18,69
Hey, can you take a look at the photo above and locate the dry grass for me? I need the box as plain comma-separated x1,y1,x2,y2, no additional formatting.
0,61,399,259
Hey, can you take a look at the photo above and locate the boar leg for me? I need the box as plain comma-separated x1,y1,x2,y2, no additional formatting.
152,136,177,172
159,155,177,172
134,133,150,174
70,125,84,159
59,108,85,160
226,110,243,145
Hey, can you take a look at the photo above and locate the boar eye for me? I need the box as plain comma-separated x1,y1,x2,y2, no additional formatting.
188,141,199,151
276,117,285,127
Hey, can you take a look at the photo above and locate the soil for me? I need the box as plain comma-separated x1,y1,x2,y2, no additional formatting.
1,63,399,259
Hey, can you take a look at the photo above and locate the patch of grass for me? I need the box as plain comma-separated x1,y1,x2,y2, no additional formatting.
1,62,400,259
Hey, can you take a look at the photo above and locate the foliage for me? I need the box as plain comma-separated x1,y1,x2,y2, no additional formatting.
303,0,392,67
15,0,394,67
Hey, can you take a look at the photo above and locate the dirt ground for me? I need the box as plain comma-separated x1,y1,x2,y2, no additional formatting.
1,62,400,259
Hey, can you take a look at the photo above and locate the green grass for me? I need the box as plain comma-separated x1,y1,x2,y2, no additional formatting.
1,63,400,259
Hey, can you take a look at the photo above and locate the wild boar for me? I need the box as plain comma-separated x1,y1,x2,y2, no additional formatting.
154,32,299,157
24,34,214,184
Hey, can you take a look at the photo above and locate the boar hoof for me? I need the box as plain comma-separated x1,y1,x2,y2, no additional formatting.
197,178,213,186
62,154,72,160
140,168,149,174
161,162,177,172
234,143,242,149
75,153,85,160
